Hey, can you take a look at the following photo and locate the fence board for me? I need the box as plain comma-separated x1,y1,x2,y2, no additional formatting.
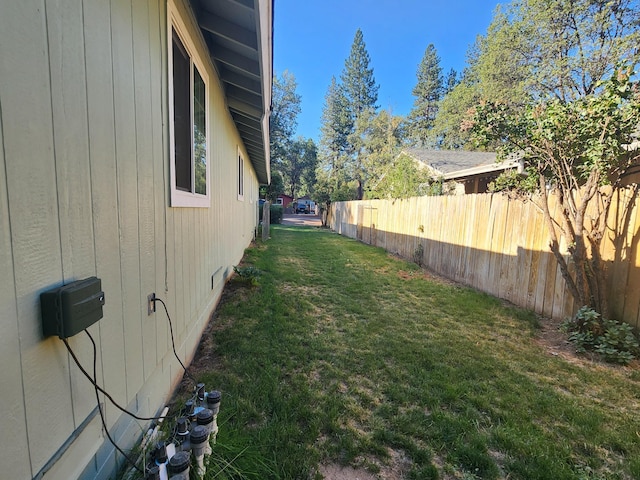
525,205,544,311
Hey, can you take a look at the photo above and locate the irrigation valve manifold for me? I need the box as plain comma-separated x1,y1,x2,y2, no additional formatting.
144,387,222,480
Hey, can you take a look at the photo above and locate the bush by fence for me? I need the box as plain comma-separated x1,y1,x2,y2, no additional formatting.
269,204,283,224
259,203,283,224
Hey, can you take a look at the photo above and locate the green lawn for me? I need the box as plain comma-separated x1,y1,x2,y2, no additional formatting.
186,225,640,479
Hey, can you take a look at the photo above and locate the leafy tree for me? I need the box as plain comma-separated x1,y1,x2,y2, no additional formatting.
490,0,640,102
300,141,318,197
431,75,482,149
434,0,640,149
270,71,301,171
281,137,317,198
367,152,435,200
467,69,640,317
269,71,318,200
263,170,284,202
407,44,444,146
451,0,640,316
353,108,406,197
431,14,532,150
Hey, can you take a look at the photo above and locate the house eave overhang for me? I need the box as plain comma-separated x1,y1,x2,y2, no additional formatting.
190,0,272,184
443,159,524,182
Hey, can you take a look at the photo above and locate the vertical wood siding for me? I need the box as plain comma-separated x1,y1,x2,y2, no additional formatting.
0,0,262,477
0,61,32,480
330,190,640,328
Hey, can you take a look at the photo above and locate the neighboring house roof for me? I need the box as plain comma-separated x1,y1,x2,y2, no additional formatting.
192,0,273,184
402,148,498,175
442,158,524,181
402,147,523,181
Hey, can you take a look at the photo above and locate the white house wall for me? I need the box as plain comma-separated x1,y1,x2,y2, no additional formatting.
0,1,265,478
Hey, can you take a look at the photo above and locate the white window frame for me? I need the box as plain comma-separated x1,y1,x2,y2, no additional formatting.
276,198,283,205
237,148,244,201
168,0,210,207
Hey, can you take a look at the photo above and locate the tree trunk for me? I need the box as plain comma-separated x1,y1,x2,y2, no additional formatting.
357,179,364,200
538,174,583,307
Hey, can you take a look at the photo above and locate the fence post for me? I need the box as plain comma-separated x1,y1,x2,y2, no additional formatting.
323,202,331,228
262,201,270,241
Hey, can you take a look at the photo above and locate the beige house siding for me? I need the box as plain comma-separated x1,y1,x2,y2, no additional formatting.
0,1,268,479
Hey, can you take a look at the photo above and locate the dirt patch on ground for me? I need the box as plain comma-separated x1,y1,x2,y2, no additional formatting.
396,268,458,286
534,315,580,361
318,464,378,480
318,448,412,480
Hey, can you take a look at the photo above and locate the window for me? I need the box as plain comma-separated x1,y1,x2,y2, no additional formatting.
276,198,283,205
168,2,210,207
237,149,244,200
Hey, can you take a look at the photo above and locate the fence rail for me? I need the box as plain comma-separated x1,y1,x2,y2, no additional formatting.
329,190,640,327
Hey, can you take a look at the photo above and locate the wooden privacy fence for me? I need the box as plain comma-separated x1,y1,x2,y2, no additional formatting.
328,190,640,327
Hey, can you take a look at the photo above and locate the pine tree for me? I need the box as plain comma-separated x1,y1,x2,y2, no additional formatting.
407,44,443,146
319,77,352,163
316,76,354,203
444,68,458,95
340,28,379,198
341,28,379,121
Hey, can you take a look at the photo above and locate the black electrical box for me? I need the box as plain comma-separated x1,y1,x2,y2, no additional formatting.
41,277,105,339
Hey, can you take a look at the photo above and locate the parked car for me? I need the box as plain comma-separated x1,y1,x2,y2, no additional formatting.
296,203,310,214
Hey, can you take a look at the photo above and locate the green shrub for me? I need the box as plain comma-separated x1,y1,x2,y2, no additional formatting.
561,306,640,364
257,203,283,224
233,265,262,286
269,204,283,224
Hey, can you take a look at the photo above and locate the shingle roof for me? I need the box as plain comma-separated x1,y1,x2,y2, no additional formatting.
402,148,497,175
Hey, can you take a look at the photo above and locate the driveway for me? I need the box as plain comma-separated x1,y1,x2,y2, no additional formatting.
281,213,322,227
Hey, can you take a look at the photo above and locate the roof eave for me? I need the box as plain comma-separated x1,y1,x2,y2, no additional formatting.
192,0,272,185
443,159,524,181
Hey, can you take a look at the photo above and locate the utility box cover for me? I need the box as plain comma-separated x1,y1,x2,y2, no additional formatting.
41,277,105,339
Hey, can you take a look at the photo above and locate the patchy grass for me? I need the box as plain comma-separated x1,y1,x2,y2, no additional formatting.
182,225,640,479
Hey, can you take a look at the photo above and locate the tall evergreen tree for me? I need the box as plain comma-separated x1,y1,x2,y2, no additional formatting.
407,44,443,146
444,68,459,95
316,30,380,202
340,28,380,198
316,76,355,203
319,77,352,165
340,28,379,120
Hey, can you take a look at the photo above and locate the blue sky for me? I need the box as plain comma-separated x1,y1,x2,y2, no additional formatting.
274,0,501,142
